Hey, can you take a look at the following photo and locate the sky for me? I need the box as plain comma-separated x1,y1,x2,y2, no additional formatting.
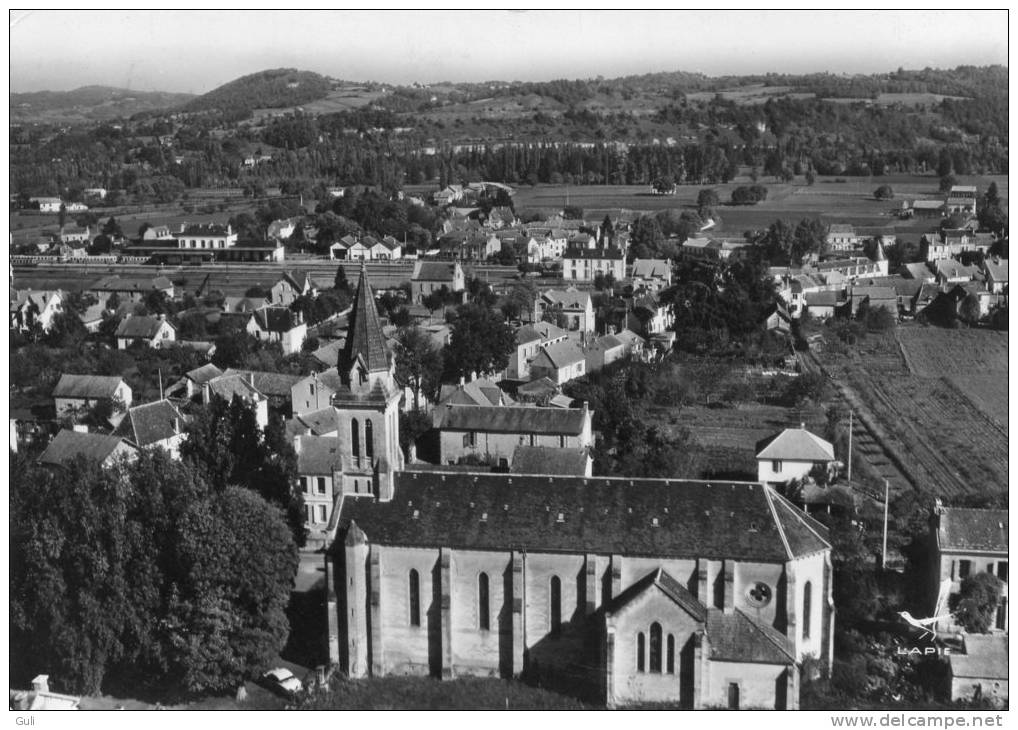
8,9,1010,94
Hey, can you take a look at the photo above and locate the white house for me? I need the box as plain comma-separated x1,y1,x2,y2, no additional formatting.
174,223,237,250
246,306,307,355
756,426,837,485
539,289,596,334
112,399,186,458
10,289,64,332
295,435,344,535
115,314,177,349
530,339,587,385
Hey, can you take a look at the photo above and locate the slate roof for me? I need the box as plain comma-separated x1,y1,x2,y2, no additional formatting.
221,369,304,398
338,473,830,561
52,373,125,400
510,445,589,476
438,379,508,408
827,224,857,236
516,325,544,345
536,340,585,369
206,374,264,402
984,259,1008,282
312,340,345,368
180,223,231,236
531,321,568,341
563,247,624,260
294,407,341,436
90,275,173,293
251,306,301,333
608,567,707,621
517,377,558,397
413,261,461,282
706,609,796,665
937,508,1008,554
185,363,223,385
433,404,587,435
113,399,183,447
115,315,173,339
341,265,390,373
542,288,591,310
296,436,343,475
39,429,135,466
631,259,672,279
950,634,1008,680
756,427,835,462
901,262,935,280
804,291,843,308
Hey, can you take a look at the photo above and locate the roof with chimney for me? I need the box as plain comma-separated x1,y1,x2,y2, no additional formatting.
338,473,830,562
221,369,304,397
295,436,344,475
756,427,835,462
438,378,511,408
541,288,591,310
412,260,462,282
937,507,1008,554
250,306,302,333
112,399,184,447
631,259,672,279
52,373,126,400
340,265,391,373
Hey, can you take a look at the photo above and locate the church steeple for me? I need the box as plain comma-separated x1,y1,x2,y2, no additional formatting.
341,262,391,376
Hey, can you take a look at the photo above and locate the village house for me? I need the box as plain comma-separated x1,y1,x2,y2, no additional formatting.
270,270,319,307
825,224,861,252
328,472,833,709
539,289,596,333
507,322,569,381
10,289,64,332
202,371,270,429
803,291,845,320
267,217,298,242
983,258,1008,294
246,306,307,355
849,285,898,318
931,504,1008,634
945,185,978,216
563,246,626,282
933,259,981,285
89,275,175,303
900,262,936,282
438,377,514,408
948,634,1008,707
58,224,91,245
432,403,594,467
52,374,132,418
173,222,238,249
222,369,305,412
330,234,359,260
582,334,627,375
115,314,177,349
38,429,138,469
434,184,465,206
411,261,466,303
755,426,838,486
530,339,587,385
681,237,751,263
630,259,673,292
31,196,62,213
112,399,186,458
905,199,946,219
295,435,344,540
292,369,344,416
631,295,675,335
178,363,224,400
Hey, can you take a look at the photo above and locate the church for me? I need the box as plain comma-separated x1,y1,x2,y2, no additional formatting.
318,265,834,709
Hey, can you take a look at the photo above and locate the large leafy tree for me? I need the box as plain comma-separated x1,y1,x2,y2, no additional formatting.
392,326,443,410
10,451,297,698
445,303,515,378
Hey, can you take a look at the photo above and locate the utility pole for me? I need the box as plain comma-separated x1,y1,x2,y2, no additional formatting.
846,409,853,484
882,479,890,571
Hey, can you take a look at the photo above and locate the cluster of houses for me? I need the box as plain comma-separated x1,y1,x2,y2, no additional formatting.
900,185,980,220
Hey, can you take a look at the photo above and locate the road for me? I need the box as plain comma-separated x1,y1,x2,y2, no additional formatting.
12,259,526,296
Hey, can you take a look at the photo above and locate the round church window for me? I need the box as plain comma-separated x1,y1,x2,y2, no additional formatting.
746,581,772,607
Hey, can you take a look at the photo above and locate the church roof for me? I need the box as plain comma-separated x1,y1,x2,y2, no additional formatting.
339,473,830,561
341,264,390,373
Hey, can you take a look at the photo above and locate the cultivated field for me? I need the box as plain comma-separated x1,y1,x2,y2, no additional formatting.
819,325,1009,500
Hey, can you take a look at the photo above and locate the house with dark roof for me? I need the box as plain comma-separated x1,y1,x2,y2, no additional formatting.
112,399,186,458
88,275,174,303
510,444,591,477
530,339,587,385
411,260,465,303
38,429,138,469
984,258,1008,294
756,426,837,486
948,634,1008,707
630,258,673,292
202,372,270,429
115,314,176,349
295,436,345,536
583,334,626,375
932,505,1008,633
508,321,569,380
433,403,593,467
291,368,345,416
329,472,832,708
52,374,132,418
246,306,307,355
438,377,513,408
177,363,223,399
803,291,846,320
174,222,237,249
563,245,626,282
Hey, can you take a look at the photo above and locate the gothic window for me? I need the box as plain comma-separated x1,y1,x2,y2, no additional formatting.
351,419,360,460
409,569,421,627
649,622,662,673
550,576,562,636
636,632,645,672
478,573,490,631
365,419,374,460
666,634,675,674
803,581,813,640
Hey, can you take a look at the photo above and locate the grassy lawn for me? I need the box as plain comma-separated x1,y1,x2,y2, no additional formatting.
297,675,593,710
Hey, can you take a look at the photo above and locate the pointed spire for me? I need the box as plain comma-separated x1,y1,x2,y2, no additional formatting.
874,238,886,262
341,262,390,374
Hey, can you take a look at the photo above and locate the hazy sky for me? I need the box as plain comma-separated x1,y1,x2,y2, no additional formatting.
9,10,1009,94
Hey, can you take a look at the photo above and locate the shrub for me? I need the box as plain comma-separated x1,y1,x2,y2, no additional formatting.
874,185,895,200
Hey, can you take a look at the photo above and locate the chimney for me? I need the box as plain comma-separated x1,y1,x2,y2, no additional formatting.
249,372,255,387
201,381,210,403
294,437,302,454
800,422,806,430
31,675,49,693
459,375,465,386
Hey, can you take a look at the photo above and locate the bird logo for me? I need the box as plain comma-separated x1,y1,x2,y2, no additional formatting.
897,610,954,641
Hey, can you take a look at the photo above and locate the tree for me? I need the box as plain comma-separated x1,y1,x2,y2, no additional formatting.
952,573,1004,634
445,303,515,378
562,205,584,220
730,185,768,205
874,185,895,200
959,293,982,326
58,203,66,228
10,451,297,697
501,280,538,322
696,188,720,219
939,174,957,193
334,264,349,291
392,326,443,410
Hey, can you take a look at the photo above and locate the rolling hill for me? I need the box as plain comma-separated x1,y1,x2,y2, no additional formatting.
182,68,333,118
9,86,195,123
